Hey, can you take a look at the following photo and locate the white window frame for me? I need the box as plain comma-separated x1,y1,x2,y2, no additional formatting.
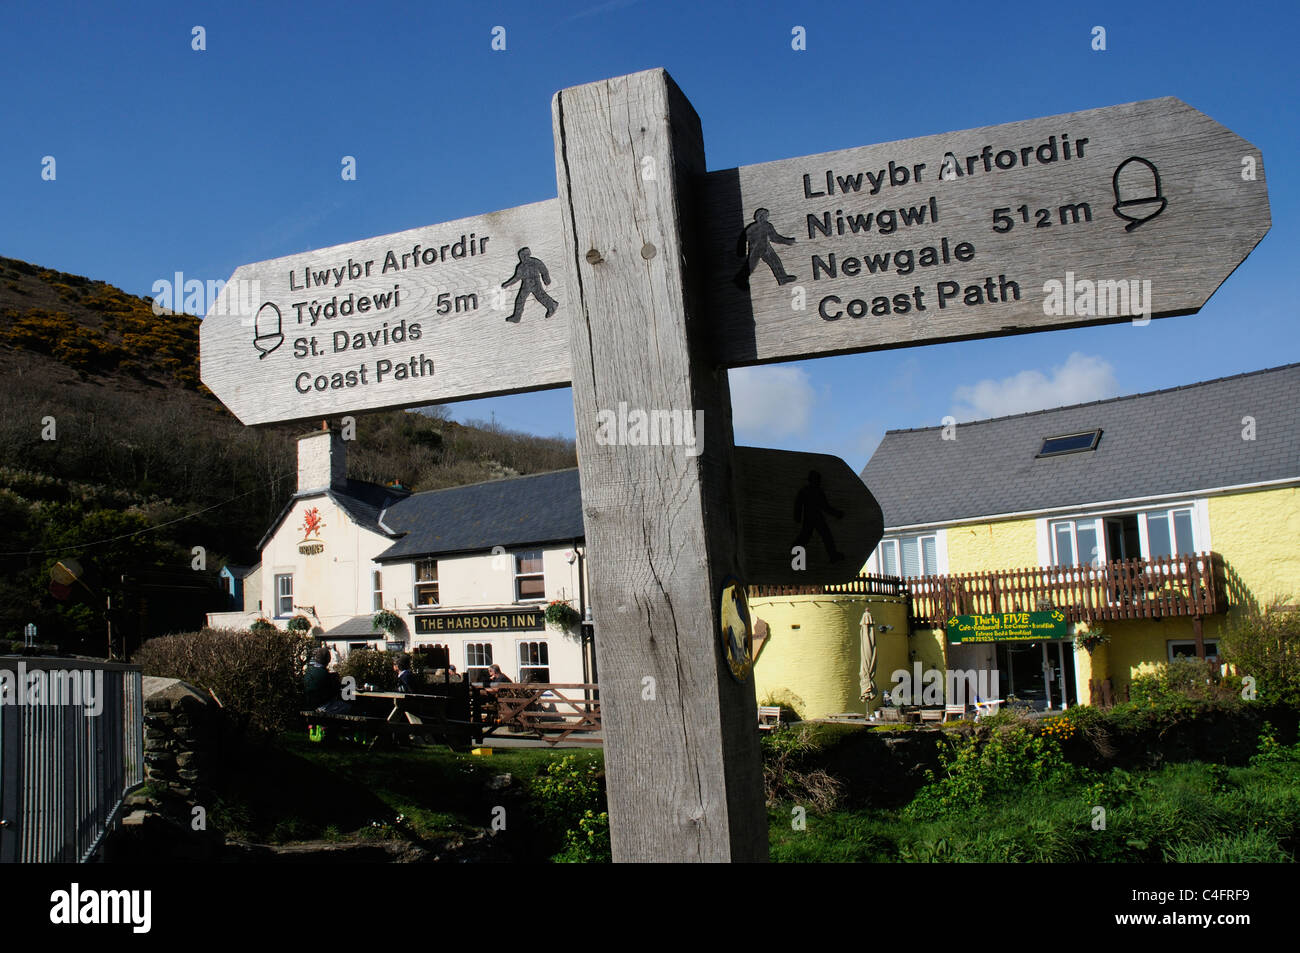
414,559,439,608
465,642,494,683
1139,506,1198,561
1036,500,1208,569
275,573,294,617
1048,517,1104,568
514,550,546,602
517,640,550,684
372,568,383,612
869,531,945,578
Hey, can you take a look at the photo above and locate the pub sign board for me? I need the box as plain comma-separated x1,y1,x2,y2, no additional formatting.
947,610,1068,643
702,98,1270,366
414,609,545,635
200,199,571,427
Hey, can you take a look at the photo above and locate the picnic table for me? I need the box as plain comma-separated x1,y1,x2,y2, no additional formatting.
302,689,480,750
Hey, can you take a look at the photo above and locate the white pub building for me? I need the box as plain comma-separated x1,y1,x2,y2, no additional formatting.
209,428,592,684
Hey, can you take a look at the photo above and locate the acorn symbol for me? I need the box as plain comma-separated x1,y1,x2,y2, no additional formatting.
253,301,283,359
1112,156,1167,232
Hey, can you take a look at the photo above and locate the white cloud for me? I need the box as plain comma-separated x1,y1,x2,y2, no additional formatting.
950,353,1120,422
728,365,815,438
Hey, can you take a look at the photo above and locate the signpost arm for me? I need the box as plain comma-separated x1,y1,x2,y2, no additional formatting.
552,68,767,862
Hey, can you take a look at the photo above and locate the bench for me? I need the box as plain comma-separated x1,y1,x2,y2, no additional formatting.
302,692,480,750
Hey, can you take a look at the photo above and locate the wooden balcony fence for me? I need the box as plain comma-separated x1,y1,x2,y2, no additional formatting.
905,552,1226,627
746,553,1226,629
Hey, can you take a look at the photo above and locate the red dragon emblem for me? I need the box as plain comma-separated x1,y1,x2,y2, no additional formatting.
299,506,325,540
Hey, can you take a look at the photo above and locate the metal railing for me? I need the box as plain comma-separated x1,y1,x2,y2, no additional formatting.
0,658,144,863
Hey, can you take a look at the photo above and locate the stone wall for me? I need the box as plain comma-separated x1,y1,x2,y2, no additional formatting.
105,676,224,860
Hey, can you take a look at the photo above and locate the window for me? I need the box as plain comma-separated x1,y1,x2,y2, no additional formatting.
466,642,493,683
372,569,383,612
518,641,549,683
875,535,938,578
1045,507,1198,567
1168,639,1219,662
1143,507,1195,559
1050,519,1102,568
415,559,438,607
275,573,293,617
515,550,545,601
1037,430,1101,457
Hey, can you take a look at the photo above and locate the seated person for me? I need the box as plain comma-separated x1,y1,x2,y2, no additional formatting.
304,646,351,714
394,653,415,693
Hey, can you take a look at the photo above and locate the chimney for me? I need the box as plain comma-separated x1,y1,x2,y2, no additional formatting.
297,428,347,493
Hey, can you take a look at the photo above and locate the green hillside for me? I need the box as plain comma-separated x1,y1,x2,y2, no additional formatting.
0,256,576,654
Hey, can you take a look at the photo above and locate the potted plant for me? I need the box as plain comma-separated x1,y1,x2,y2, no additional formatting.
545,599,582,632
249,617,275,633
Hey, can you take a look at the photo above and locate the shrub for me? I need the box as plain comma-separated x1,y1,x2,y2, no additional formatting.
249,618,275,633
904,724,1074,821
1250,721,1300,767
761,724,843,813
530,754,609,862
1130,656,1239,704
131,627,314,735
286,615,311,633
338,648,398,691
1220,600,1300,707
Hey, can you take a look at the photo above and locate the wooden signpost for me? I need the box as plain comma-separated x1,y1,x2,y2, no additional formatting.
200,69,1270,863
732,446,883,584
702,97,1270,365
200,200,570,426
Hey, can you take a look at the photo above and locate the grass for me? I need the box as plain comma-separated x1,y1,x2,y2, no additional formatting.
768,750,1300,863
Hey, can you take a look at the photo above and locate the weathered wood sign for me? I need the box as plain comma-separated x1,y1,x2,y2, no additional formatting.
199,68,1270,863
732,446,883,584
200,200,570,425
701,98,1270,365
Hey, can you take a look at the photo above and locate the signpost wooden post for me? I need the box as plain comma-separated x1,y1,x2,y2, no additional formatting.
199,68,1270,863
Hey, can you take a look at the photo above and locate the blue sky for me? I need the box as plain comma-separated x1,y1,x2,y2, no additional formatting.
2,0,1295,472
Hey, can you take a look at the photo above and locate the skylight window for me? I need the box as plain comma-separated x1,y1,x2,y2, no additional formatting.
1037,430,1101,457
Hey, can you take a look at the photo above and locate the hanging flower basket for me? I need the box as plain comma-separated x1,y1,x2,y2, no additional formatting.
372,609,404,637
286,614,312,633
545,600,582,631
1075,629,1110,654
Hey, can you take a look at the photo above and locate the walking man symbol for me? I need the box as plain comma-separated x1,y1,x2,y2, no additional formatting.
793,470,845,562
735,208,797,290
502,247,559,322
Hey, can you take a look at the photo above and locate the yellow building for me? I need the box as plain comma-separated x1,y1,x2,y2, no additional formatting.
755,364,1300,717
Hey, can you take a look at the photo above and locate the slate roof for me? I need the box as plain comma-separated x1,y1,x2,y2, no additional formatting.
376,469,584,561
323,615,382,639
861,364,1300,528
255,479,412,551
221,564,253,579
